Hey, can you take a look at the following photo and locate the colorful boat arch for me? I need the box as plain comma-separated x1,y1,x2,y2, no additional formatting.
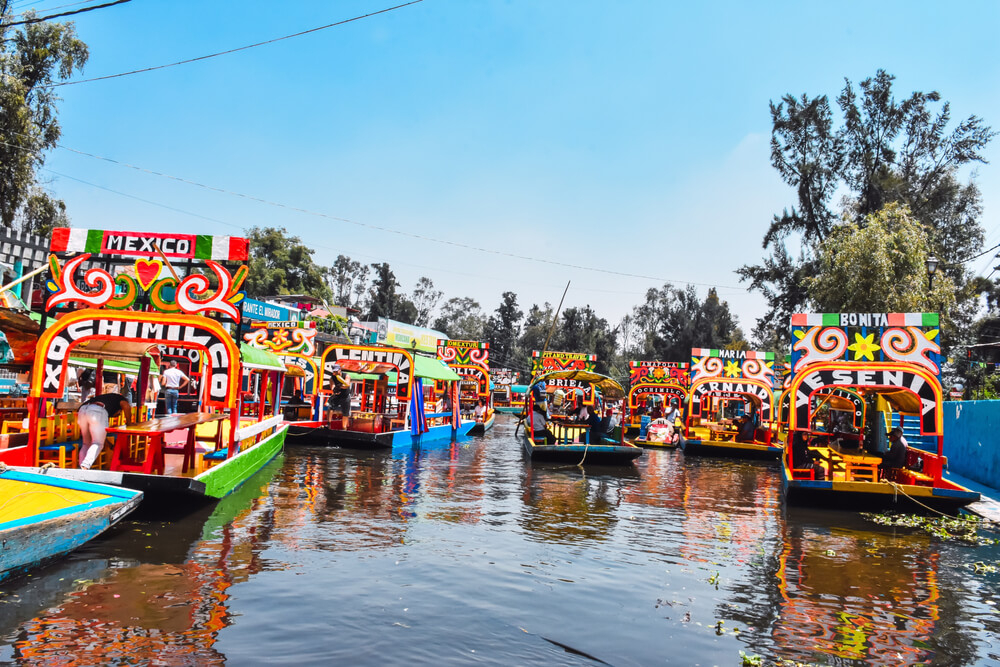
689,377,775,422
32,309,241,408
243,322,319,394
319,344,414,402
436,340,490,399
627,361,689,412
786,361,943,435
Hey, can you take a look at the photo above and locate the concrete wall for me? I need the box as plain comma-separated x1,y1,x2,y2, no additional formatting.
943,400,1000,489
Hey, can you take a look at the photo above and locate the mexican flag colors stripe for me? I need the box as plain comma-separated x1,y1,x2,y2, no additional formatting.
50,228,248,261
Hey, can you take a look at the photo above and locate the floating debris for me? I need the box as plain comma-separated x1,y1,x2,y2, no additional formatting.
862,511,997,546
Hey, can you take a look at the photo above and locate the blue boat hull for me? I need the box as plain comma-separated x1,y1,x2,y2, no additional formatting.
0,471,142,583
287,420,474,449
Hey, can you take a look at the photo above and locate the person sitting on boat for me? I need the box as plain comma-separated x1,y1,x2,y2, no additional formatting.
474,398,487,422
735,414,756,442
880,427,908,477
327,365,352,417
531,399,557,444
649,401,664,421
789,431,825,479
77,392,133,470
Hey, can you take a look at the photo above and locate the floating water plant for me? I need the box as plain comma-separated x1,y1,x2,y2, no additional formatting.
861,511,997,546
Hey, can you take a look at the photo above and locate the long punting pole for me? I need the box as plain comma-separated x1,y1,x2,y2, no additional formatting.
0,264,48,295
540,281,570,360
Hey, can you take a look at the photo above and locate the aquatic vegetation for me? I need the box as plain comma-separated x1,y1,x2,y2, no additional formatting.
740,652,763,666
861,511,998,546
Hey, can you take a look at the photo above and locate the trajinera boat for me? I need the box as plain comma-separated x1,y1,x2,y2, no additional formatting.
625,360,689,448
680,347,783,459
0,466,142,582
492,380,527,414
437,339,495,434
521,369,643,465
781,312,979,512
279,342,474,448
0,228,288,515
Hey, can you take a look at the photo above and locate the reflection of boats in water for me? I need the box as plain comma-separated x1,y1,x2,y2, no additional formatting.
771,522,943,665
0,455,284,664
519,463,640,543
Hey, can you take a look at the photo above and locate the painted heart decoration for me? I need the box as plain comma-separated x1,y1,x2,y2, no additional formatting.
135,258,164,290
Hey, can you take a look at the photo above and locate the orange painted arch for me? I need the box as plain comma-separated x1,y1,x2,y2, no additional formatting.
786,361,943,435
689,376,775,422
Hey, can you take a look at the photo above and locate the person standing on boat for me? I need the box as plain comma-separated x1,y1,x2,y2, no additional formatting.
328,365,352,417
77,392,132,470
159,361,189,415
664,399,680,427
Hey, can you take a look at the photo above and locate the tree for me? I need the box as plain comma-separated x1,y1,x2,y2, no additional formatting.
739,70,995,347
0,7,88,229
483,291,523,367
432,297,486,340
409,277,442,327
807,203,956,313
243,226,330,300
365,262,400,321
628,285,746,361
552,305,618,375
326,254,370,310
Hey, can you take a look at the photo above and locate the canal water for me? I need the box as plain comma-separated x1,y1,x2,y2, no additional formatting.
1,414,998,665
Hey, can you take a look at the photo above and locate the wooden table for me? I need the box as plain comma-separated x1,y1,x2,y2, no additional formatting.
108,412,227,475
708,424,736,442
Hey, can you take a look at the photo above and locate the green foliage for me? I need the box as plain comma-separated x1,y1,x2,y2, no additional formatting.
483,291,523,368
243,226,330,300
740,69,995,347
326,255,370,310
364,262,417,324
432,297,486,340
409,276,442,327
552,305,618,374
626,286,746,361
0,9,88,228
862,511,997,546
807,203,956,313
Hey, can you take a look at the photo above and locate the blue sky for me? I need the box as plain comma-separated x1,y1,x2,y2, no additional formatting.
25,0,1000,340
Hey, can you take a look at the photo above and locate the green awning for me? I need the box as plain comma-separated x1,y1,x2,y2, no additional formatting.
240,342,286,371
69,356,144,375
352,371,398,383
413,354,462,382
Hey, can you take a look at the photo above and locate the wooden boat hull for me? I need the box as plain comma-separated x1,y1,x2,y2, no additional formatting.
680,437,782,460
780,463,979,514
467,413,496,436
10,427,286,518
521,433,642,465
0,470,142,582
630,437,679,449
286,420,474,449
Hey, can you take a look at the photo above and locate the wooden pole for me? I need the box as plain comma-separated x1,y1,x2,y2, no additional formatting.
540,281,570,360
0,264,48,296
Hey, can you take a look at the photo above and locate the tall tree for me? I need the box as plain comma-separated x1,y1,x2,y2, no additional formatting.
244,226,329,300
432,297,485,340
365,262,401,321
409,277,442,327
629,285,746,361
0,7,88,229
739,70,995,348
483,291,523,368
326,254,370,310
552,305,618,374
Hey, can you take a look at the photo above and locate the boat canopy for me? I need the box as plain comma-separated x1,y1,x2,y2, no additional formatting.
530,370,626,401
413,354,462,382
510,384,529,393
283,363,307,378
240,343,286,372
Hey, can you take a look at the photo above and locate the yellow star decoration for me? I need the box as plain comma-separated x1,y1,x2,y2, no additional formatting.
724,360,741,377
848,332,881,361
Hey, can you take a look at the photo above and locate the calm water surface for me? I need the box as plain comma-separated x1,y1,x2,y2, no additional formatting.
1,415,998,665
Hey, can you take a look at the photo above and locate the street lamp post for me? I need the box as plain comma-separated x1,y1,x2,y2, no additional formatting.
925,255,939,290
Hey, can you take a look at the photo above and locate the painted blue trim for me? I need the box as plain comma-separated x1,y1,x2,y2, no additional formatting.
787,479,834,490
389,421,474,447
0,495,125,532
0,470,139,501
932,486,979,499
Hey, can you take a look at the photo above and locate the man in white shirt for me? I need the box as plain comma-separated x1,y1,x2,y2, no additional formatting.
159,361,189,415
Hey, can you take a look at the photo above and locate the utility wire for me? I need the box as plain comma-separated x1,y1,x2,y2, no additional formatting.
51,143,748,290
4,0,106,22
48,0,425,87
1,0,131,26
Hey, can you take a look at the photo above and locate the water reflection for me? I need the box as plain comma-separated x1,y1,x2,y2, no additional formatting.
1,419,998,665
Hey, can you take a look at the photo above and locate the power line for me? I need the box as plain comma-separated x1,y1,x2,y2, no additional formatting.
52,143,749,290
4,0,106,22
48,0,425,87
1,0,132,27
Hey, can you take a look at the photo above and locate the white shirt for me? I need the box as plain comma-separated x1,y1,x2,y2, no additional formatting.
162,367,187,389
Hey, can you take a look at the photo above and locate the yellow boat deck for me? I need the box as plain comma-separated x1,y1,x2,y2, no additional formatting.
0,479,108,523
